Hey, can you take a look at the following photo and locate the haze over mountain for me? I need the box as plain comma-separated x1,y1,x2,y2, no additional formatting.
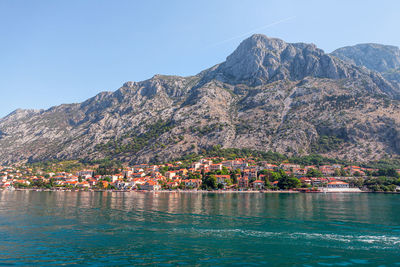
1,34,400,164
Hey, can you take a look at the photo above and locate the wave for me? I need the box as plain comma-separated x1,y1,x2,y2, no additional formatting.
172,228,400,249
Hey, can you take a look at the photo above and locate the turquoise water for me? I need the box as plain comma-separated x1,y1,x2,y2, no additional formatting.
0,191,399,266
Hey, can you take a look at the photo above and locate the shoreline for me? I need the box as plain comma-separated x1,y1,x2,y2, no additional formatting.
3,188,299,193
2,188,399,194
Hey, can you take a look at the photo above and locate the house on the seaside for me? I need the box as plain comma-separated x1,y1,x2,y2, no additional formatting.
232,160,248,171
166,181,179,188
184,179,202,189
115,180,135,190
132,172,146,178
280,163,301,171
327,181,349,188
78,181,90,188
221,160,234,168
271,181,279,187
243,168,257,179
88,178,97,186
177,169,188,176
77,170,94,179
209,163,223,171
259,163,278,171
215,175,230,186
292,167,306,176
165,171,176,179
251,180,264,190
0,181,11,188
191,162,202,170
141,180,161,191
319,165,336,176
300,177,312,185
238,177,249,188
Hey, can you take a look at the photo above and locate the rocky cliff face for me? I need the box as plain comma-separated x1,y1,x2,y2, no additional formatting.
332,43,400,73
1,34,400,164
332,43,400,85
208,35,353,85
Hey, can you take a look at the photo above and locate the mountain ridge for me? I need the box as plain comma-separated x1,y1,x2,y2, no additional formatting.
1,34,400,164
331,43,400,85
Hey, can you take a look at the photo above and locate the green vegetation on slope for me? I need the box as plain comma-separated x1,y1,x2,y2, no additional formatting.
310,135,346,153
95,120,175,155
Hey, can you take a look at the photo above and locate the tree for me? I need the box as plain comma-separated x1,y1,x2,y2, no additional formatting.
277,171,301,190
108,184,117,190
376,168,399,178
387,168,399,178
235,169,241,175
159,166,169,176
288,177,301,189
306,168,323,177
178,182,185,189
44,183,52,189
387,184,397,192
95,159,122,175
230,172,238,184
188,172,201,180
269,171,282,182
340,168,348,177
264,179,272,189
352,177,364,188
202,174,217,190
49,178,55,188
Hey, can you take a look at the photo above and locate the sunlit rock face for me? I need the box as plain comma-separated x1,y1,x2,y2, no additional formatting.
1,34,400,164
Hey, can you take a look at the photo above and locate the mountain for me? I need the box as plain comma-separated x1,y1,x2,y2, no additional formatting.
1,34,400,164
331,43,400,84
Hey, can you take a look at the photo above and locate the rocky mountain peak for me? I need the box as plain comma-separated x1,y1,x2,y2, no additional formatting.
331,43,400,85
206,34,358,86
2,35,400,164
233,34,288,53
332,43,400,73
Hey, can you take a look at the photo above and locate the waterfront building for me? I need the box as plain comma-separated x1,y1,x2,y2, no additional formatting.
142,180,161,191
252,180,264,190
327,181,349,188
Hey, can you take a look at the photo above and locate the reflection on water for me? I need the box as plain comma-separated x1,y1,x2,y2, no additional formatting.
0,191,399,265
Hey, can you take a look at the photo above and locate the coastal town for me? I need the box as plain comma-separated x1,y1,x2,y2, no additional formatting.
1,157,400,193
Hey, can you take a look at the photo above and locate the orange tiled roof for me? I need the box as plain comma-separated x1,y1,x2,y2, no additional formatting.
328,181,348,185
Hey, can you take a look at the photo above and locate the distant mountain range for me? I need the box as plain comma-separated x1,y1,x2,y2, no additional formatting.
1,34,400,164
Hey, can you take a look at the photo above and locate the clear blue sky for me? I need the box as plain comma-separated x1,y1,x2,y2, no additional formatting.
1,0,399,117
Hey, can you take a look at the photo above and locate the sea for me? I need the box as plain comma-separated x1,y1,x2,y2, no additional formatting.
0,191,399,266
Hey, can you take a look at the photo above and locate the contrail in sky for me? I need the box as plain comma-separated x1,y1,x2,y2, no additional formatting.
207,16,296,48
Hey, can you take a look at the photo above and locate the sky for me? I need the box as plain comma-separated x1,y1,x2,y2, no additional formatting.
1,0,400,117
